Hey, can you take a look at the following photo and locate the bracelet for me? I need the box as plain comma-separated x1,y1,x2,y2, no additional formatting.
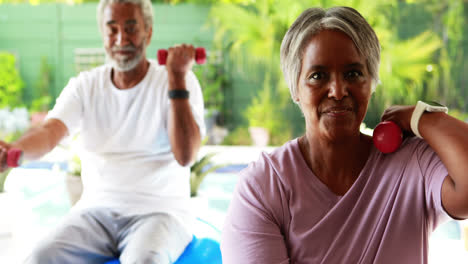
168,90,189,99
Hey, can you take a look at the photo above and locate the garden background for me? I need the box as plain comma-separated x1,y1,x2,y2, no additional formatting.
1,0,467,148
0,0,468,262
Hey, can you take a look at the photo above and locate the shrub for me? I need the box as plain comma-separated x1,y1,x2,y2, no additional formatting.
0,52,24,108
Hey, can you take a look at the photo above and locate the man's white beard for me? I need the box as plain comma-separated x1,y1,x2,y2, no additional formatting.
108,51,144,72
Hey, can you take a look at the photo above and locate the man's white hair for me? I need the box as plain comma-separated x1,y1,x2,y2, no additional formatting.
97,0,154,34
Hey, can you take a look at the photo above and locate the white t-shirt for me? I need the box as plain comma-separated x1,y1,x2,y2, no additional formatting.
47,59,205,230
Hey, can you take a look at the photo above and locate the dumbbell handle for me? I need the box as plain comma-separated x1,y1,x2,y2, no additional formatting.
5,148,23,168
157,47,206,65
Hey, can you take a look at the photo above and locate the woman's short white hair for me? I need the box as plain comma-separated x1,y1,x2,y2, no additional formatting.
280,6,381,101
97,0,154,33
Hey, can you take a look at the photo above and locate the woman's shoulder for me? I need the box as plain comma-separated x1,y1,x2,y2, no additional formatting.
393,136,430,158
238,139,301,191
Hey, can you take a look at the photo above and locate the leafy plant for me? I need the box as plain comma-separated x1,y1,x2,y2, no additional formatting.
221,126,252,145
190,153,224,197
30,57,53,113
243,78,292,146
210,0,447,132
193,60,227,119
244,85,276,130
0,52,24,109
68,154,81,177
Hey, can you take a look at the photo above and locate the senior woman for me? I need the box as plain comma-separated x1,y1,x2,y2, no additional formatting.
221,6,468,264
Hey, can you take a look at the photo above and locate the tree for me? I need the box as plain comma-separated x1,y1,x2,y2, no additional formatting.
209,0,445,135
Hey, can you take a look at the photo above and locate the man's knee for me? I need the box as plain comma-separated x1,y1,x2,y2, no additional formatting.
121,250,170,264
24,242,64,264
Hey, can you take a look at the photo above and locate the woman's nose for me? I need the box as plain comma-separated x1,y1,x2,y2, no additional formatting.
328,76,348,100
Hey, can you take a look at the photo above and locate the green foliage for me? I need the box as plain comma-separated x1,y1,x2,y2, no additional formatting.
243,74,292,146
30,57,53,113
221,126,252,145
190,153,224,197
0,170,11,193
68,154,81,177
366,30,442,126
244,85,275,129
210,1,297,143
210,0,455,132
0,52,24,108
449,109,468,122
193,58,227,121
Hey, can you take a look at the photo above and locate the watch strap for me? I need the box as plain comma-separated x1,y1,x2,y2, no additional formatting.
410,101,427,138
168,89,189,99
410,101,448,138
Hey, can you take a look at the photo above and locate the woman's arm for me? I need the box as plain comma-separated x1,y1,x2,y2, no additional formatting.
382,105,468,219
418,112,468,219
221,173,290,264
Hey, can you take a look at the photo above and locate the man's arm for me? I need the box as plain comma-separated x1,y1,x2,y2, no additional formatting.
0,118,68,170
166,44,202,166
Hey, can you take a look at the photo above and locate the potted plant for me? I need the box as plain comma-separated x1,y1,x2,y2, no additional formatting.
30,57,53,126
190,152,225,197
244,85,277,147
63,150,224,206
65,153,83,206
189,152,225,218
193,53,229,145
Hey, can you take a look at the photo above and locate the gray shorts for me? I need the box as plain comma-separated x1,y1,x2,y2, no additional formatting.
23,208,192,264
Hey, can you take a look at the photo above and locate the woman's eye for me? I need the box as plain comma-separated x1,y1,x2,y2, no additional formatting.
309,72,325,80
346,70,363,79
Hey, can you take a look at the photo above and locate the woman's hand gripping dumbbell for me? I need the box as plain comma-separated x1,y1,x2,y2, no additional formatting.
372,105,420,153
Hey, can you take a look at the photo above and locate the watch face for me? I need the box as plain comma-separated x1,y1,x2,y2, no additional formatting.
425,101,445,107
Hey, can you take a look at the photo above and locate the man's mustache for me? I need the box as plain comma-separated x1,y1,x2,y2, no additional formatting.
111,45,137,52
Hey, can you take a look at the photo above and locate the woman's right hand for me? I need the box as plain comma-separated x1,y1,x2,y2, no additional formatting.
0,141,12,172
380,105,416,136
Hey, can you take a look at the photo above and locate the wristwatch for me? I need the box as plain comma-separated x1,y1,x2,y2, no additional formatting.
410,100,448,138
168,89,189,99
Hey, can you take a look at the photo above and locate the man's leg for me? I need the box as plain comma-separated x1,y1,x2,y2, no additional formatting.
23,208,119,264
118,213,192,264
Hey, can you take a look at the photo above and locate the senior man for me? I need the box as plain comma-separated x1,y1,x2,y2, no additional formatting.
0,0,205,263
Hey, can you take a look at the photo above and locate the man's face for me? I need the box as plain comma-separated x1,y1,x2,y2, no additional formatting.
102,2,152,72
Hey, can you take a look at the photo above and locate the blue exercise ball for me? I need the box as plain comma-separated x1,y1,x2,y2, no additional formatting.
104,236,221,264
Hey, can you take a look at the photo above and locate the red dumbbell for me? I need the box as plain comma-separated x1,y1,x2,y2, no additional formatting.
373,121,403,154
157,47,206,65
5,148,23,168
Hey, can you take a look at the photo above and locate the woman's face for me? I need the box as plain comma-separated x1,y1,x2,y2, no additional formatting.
296,29,372,141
